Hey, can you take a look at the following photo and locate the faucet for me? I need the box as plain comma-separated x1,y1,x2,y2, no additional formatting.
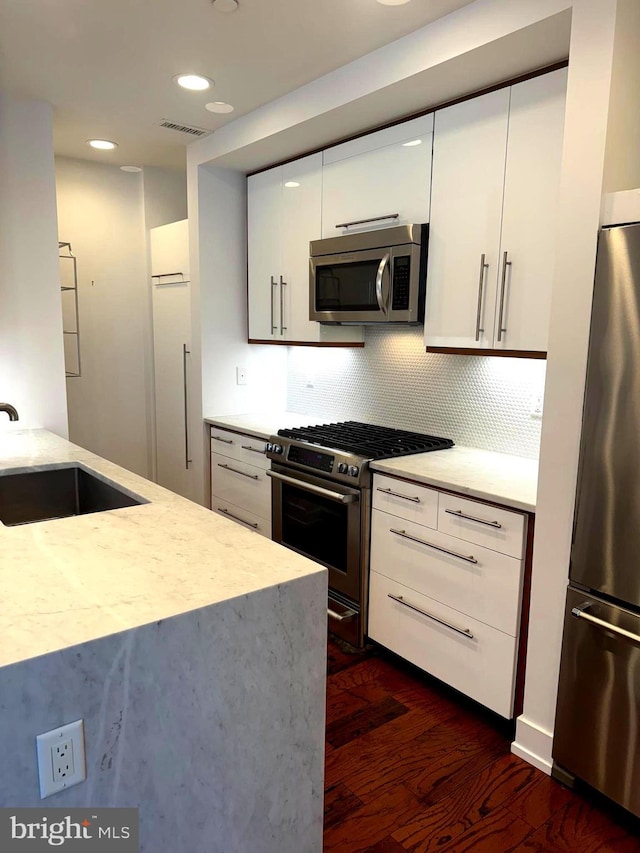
0,403,19,421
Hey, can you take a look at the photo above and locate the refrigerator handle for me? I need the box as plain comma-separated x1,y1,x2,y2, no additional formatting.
572,603,640,645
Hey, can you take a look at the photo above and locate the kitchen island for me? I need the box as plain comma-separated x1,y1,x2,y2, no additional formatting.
0,429,327,853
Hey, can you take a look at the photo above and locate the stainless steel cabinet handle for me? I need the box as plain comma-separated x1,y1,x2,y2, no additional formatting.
270,276,277,334
376,487,421,503
217,507,259,530
217,463,260,480
497,251,511,342
390,528,478,563
241,444,267,454
280,275,287,334
388,594,474,639
375,253,390,316
327,607,356,622
266,470,358,504
183,344,192,469
572,604,640,645
475,253,489,341
445,509,502,529
212,435,234,445
335,214,399,229
152,271,186,282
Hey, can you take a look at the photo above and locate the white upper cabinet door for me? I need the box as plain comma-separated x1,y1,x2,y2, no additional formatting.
494,68,567,353
321,115,433,238
248,167,282,340
425,88,510,350
150,219,190,282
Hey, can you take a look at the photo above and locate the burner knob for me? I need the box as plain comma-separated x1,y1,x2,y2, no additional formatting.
337,463,348,474
272,444,283,455
348,465,359,477
265,442,273,452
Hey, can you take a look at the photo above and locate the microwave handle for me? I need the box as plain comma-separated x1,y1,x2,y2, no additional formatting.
375,253,390,316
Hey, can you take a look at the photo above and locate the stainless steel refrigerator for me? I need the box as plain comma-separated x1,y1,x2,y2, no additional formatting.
553,221,640,815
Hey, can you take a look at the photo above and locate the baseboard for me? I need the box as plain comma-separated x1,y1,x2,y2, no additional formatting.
511,715,554,775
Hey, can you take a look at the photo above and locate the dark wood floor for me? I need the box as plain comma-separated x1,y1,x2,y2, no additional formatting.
324,640,640,853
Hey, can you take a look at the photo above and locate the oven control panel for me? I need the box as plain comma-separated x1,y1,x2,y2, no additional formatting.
287,444,334,473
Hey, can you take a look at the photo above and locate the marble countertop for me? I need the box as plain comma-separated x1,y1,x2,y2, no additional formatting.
0,429,325,669
204,411,328,440
371,446,538,512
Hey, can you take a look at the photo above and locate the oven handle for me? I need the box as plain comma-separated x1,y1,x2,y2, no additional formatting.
266,470,359,504
327,606,357,622
375,253,390,316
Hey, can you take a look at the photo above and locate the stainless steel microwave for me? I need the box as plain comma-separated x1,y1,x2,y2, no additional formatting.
309,223,428,324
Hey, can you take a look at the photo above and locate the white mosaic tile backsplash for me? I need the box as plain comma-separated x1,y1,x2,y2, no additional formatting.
286,327,545,458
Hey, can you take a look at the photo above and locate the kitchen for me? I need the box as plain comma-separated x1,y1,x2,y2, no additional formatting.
1,0,640,850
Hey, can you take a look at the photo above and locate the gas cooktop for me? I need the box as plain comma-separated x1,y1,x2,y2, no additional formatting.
275,421,454,461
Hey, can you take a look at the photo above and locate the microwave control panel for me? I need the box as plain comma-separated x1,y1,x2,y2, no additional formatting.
391,256,411,310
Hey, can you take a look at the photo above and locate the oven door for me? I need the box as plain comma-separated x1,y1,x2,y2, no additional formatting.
310,247,391,323
268,463,361,603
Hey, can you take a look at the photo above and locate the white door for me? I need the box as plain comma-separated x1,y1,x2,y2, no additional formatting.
425,88,510,349
152,280,192,498
248,167,282,340
493,68,568,353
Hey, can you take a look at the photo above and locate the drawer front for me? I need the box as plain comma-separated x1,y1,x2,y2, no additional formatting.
212,498,271,538
371,510,523,636
438,492,526,558
368,571,518,718
211,452,270,518
210,427,270,470
373,473,438,528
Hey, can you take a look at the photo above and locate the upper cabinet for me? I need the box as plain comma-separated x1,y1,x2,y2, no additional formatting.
150,219,190,283
247,153,362,345
322,115,433,238
425,68,567,354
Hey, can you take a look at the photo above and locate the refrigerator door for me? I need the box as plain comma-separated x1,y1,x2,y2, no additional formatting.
571,222,640,606
554,587,640,816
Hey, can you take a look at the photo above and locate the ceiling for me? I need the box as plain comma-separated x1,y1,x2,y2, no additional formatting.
0,0,478,170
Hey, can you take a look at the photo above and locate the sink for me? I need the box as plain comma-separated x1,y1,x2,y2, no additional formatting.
0,465,146,527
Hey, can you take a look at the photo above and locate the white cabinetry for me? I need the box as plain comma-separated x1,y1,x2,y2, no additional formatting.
247,153,362,345
425,68,567,354
150,220,192,500
210,427,271,537
369,473,528,717
321,115,433,237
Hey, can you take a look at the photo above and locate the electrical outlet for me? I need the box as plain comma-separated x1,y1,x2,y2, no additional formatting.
530,393,544,419
236,366,247,385
36,720,86,798
306,374,315,388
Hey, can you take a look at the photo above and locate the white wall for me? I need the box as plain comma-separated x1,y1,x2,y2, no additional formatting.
142,166,187,231
0,93,68,436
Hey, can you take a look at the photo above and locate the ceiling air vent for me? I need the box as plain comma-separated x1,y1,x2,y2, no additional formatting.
158,119,210,137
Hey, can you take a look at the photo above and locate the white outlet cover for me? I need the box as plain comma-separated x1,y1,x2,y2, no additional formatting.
36,719,86,798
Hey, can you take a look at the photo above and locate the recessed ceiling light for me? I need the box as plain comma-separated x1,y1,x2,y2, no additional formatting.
284,181,300,188
212,0,239,11
174,74,213,92
402,139,422,147
376,0,411,5
205,101,235,114
120,165,142,172
86,139,118,150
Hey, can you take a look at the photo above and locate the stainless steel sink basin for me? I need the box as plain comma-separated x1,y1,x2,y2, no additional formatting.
0,465,146,527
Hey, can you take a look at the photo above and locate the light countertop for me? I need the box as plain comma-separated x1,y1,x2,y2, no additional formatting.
0,429,325,669
204,411,328,441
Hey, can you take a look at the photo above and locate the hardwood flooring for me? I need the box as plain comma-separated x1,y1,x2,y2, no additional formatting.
324,640,640,853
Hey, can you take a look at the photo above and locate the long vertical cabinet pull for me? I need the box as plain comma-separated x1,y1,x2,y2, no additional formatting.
270,276,278,334
183,344,192,469
497,251,511,342
475,254,489,341
279,275,287,335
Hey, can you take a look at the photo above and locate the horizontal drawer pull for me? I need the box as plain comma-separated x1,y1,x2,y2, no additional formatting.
445,508,502,529
388,594,474,639
390,528,478,564
335,213,399,229
217,463,260,480
241,444,266,454
327,606,357,622
216,507,259,529
212,435,234,444
376,486,421,503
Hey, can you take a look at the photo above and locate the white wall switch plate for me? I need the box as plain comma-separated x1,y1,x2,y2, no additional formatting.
530,393,544,419
36,719,86,798
236,366,247,385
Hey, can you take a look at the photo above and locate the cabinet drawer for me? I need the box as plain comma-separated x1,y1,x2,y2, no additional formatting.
211,452,270,518
212,498,271,538
368,571,517,718
372,474,438,528
438,493,526,559
210,428,270,470
371,510,523,636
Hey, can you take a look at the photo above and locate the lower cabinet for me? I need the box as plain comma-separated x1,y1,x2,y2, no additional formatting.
369,473,528,718
210,427,271,537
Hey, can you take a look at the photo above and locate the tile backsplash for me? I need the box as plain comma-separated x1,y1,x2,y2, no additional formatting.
286,327,545,458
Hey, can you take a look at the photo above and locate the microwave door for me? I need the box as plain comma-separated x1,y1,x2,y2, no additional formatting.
310,248,391,323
